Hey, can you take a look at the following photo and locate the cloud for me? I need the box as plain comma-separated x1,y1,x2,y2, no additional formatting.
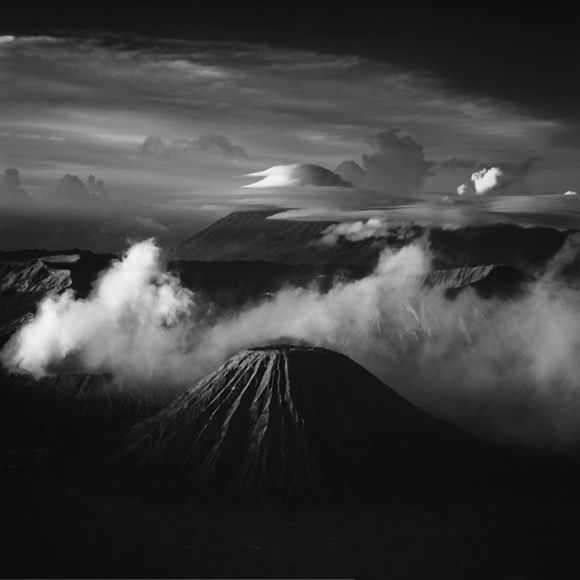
0,166,221,251
438,157,479,169
319,218,419,245
0,168,33,204
140,134,249,162
193,135,249,160
2,35,571,205
472,166,504,194
133,216,169,233
564,190,577,196
243,164,351,188
45,173,115,206
139,135,165,156
334,160,365,188
87,174,110,198
2,239,193,379
457,157,541,196
191,238,580,446
9,236,580,446
360,129,435,195
320,218,389,244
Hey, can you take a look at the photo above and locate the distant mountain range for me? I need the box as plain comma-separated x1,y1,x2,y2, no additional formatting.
178,210,571,272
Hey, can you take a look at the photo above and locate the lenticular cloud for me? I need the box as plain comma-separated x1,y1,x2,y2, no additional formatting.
243,164,350,188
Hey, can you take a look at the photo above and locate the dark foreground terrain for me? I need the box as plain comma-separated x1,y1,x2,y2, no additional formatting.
3,449,580,579
2,360,580,579
3,218,580,578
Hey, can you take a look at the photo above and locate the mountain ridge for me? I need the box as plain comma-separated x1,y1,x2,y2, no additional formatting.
177,210,572,271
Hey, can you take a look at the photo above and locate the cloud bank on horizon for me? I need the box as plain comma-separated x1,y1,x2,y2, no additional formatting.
0,165,220,252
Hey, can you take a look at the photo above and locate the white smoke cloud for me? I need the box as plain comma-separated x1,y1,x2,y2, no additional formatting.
320,218,390,244
319,218,418,246
564,190,577,196
191,241,580,446
2,239,194,379
5,236,580,447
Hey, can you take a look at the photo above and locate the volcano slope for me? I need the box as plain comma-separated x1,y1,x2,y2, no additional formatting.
108,345,498,504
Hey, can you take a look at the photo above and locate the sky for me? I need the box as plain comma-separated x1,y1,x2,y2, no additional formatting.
1,2,579,248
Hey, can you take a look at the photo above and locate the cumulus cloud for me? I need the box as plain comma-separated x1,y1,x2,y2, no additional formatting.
243,164,351,188
8,236,580,446
0,168,33,204
0,168,215,252
45,173,114,205
457,157,541,196
87,174,110,198
360,129,435,195
472,166,504,194
140,134,249,162
564,190,577,196
334,160,365,188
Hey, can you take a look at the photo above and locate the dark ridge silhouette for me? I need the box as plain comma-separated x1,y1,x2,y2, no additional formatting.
107,345,496,504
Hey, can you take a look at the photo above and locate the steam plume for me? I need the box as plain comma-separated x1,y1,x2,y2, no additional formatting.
320,218,390,244
319,218,417,245
2,239,194,379
5,237,580,447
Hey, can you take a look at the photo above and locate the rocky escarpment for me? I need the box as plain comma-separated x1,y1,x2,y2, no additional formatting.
0,258,72,346
425,264,531,298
